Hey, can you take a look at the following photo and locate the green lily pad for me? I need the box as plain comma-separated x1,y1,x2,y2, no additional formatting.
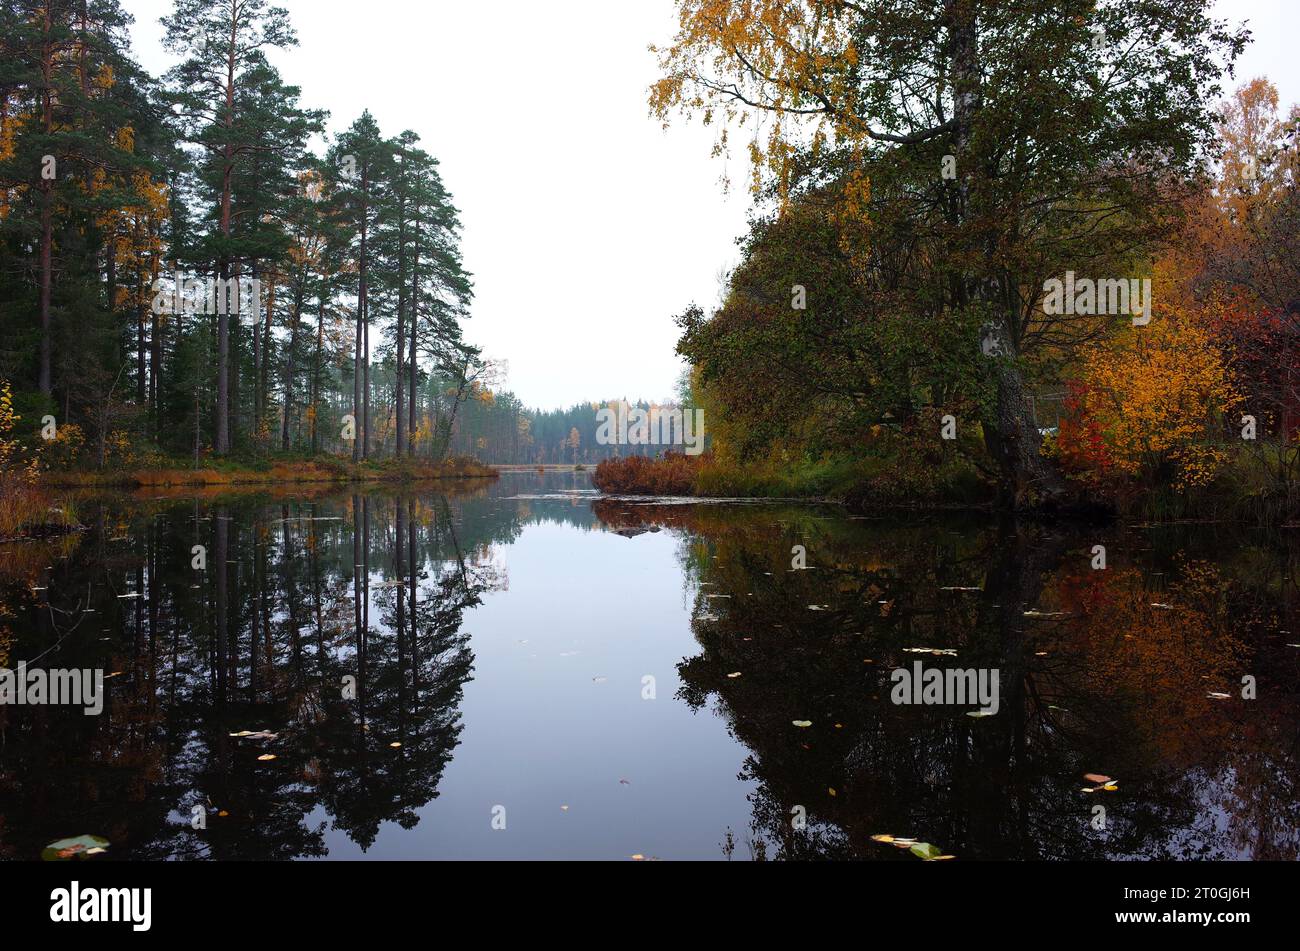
42,835,110,861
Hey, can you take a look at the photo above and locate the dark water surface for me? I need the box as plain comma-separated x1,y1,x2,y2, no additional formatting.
1,470,1297,860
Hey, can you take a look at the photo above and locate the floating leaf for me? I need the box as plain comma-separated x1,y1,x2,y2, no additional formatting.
871,834,895,843
909,842,944,861
389,742,402,748
42,835,109,862
1084,773,1112,784
792,720,812,728
257,754,277,762
828,788,837,797
230,730,277,741
726,672,742,679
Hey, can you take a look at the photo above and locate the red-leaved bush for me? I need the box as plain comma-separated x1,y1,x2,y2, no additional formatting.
592,452,706,495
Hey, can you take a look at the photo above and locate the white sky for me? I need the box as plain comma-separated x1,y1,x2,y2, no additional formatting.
121,0,1299,411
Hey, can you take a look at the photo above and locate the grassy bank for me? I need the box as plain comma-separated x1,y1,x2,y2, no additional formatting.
41,453,498,489
593,450,992,507
592,445,1300,525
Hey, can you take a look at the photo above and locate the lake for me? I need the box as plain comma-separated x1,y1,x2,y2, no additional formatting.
1,470,1297,860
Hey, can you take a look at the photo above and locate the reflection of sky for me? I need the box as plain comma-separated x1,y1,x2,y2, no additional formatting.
318,478,757,860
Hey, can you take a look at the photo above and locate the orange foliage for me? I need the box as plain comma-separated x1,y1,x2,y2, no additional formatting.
593,452,707,495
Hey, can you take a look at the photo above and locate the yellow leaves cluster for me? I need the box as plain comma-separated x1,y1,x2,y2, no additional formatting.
0,380,42,485
1076,320,1239,488
650,0,869,206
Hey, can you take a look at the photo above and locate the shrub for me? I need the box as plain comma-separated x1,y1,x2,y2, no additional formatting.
593,452,705,495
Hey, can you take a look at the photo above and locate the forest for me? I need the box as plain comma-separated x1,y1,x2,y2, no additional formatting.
0,0,490,484
3,0,1299,526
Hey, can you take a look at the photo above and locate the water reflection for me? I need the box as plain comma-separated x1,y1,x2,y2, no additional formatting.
595,500,1300,861
1,486,498,860
0,474,1296,860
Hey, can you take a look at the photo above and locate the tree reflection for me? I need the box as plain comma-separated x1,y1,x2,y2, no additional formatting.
594,500,1300,861
0,484,496,859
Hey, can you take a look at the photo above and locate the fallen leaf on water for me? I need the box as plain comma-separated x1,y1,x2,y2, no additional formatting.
726,672,742,679
870,834,895,843
828,788,837,797
389,742,402,748
1082,782,1120,794
257,754,277,762
230,730,277,741
792,720,812,728
217,811,229,817
1084,774,1113,784
42,835,110,862
909,842,945,861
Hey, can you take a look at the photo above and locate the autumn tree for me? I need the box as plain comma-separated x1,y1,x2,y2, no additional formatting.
1057,319,1239,491
652,0,1247,507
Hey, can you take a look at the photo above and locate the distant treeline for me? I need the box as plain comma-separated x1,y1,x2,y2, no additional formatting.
446,395,706,465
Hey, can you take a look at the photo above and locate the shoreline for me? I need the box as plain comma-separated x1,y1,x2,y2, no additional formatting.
37,456,499,489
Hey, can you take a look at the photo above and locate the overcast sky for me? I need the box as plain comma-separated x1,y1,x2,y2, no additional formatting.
121,0,1299,411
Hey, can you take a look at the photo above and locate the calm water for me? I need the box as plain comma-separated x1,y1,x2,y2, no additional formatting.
1,470,1297,860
